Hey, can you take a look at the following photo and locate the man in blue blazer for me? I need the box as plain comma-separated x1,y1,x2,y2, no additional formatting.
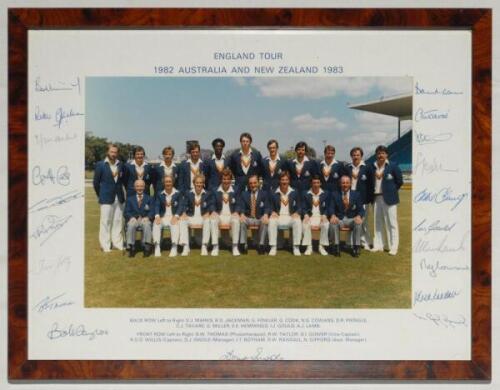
205,138,228,191
268,171,303,256
236,174,272,255
123,146,154,197
93,143,126,252
178,143,207,194
301,175,331,256
229,132,262,192
346,147,373,250
329,175,365,257
288,141,318,195
368,145,403,255
318,144,345,192
152,175,185,257
179,173,216,256
261,139,288,193
154,146,179,195
124,179,155,258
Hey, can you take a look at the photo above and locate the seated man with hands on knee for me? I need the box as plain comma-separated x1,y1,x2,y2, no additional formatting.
124,179,155,258
329,175,365,258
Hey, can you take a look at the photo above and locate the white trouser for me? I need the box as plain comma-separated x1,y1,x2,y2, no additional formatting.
302,216,329,246
152,216,180,246
99,198,124,250
268,215,302,246
179,216,213,247
361,203,373,246
373,195,399,251
211,214,240,244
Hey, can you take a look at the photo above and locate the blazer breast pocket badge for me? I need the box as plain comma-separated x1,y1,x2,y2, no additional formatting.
333,172,339,179
203,201,207,208
253,161,257,167
387,174,393,180
145,204,150,211
351,204,356,210
304,171,310,177
361,174,367,180
259,201,264,207
231,198,236,204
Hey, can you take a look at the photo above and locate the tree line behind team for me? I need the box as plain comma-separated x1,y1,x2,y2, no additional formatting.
93,132,403,259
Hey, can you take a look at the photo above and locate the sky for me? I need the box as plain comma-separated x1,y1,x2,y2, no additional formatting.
85,76,412,161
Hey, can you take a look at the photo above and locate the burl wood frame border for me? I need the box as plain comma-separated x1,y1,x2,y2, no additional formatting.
8,8,491,381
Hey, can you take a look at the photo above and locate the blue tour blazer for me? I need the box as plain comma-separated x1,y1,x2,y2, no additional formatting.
228,149,263,192
154,190,185,217
184,191,215,216
287,159,319,194
368,162,403,206
93,160,126,205
123,162,154,197
318,161,346,193
124,193,155,222
154,164,180,195
236,190,272,219
270,189,302,215
345,163,372,205
301,190,331,217
329,190,365,219
261,157,289,193
178,160,208,194
205,157,229,191
213,188,239,214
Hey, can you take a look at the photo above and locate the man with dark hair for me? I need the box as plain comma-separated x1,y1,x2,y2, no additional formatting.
123,146,154,196
154,146,179,194
229,132,262,192
329,176,365,258
319,144,345,192
268,171,302,256
206,138,228,191
93,143,126,252
262,139,288,193
346,146,373,250
179,142,207,193
288,141,318,195
301,175,330,256
211,168,240,256
124,179,155,258
236,174,271,255
368,145,403,256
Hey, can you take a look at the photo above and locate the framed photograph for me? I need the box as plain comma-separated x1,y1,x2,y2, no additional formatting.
8,8,491,380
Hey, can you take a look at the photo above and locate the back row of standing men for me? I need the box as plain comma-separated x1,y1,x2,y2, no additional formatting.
93,132,403,258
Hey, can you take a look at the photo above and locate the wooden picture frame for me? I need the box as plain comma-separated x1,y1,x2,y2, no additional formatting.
8,8,491,380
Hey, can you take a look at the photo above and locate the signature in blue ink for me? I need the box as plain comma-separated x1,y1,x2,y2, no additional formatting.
414,152,458,176
413,219,457,235
415,82,463,96
414,107,449,122
220,347,283,360
33,293,75,313
29,190,82,213
413,233,467,253
34,106,52,121
413,312,467,328
413,187,468,210
54,107,84,129
414,289,461,305
35,76,81,94
29,255,72,276
47,322,108,341
415,131,453,145
32,165,71,186
419,258,470,278
30,214,72,246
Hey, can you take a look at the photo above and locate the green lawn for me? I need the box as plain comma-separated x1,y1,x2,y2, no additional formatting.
85,186,411,308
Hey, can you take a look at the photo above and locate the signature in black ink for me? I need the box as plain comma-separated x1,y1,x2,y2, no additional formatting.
29,190,82,213
47,322,109,341
30,214,72,246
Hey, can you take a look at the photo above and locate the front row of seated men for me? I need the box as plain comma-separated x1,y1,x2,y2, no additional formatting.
124,168,365,258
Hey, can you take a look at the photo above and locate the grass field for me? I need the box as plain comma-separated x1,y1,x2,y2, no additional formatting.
85,186,411,308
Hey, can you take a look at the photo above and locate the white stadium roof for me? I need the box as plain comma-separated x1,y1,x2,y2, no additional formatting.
348,93,412,120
